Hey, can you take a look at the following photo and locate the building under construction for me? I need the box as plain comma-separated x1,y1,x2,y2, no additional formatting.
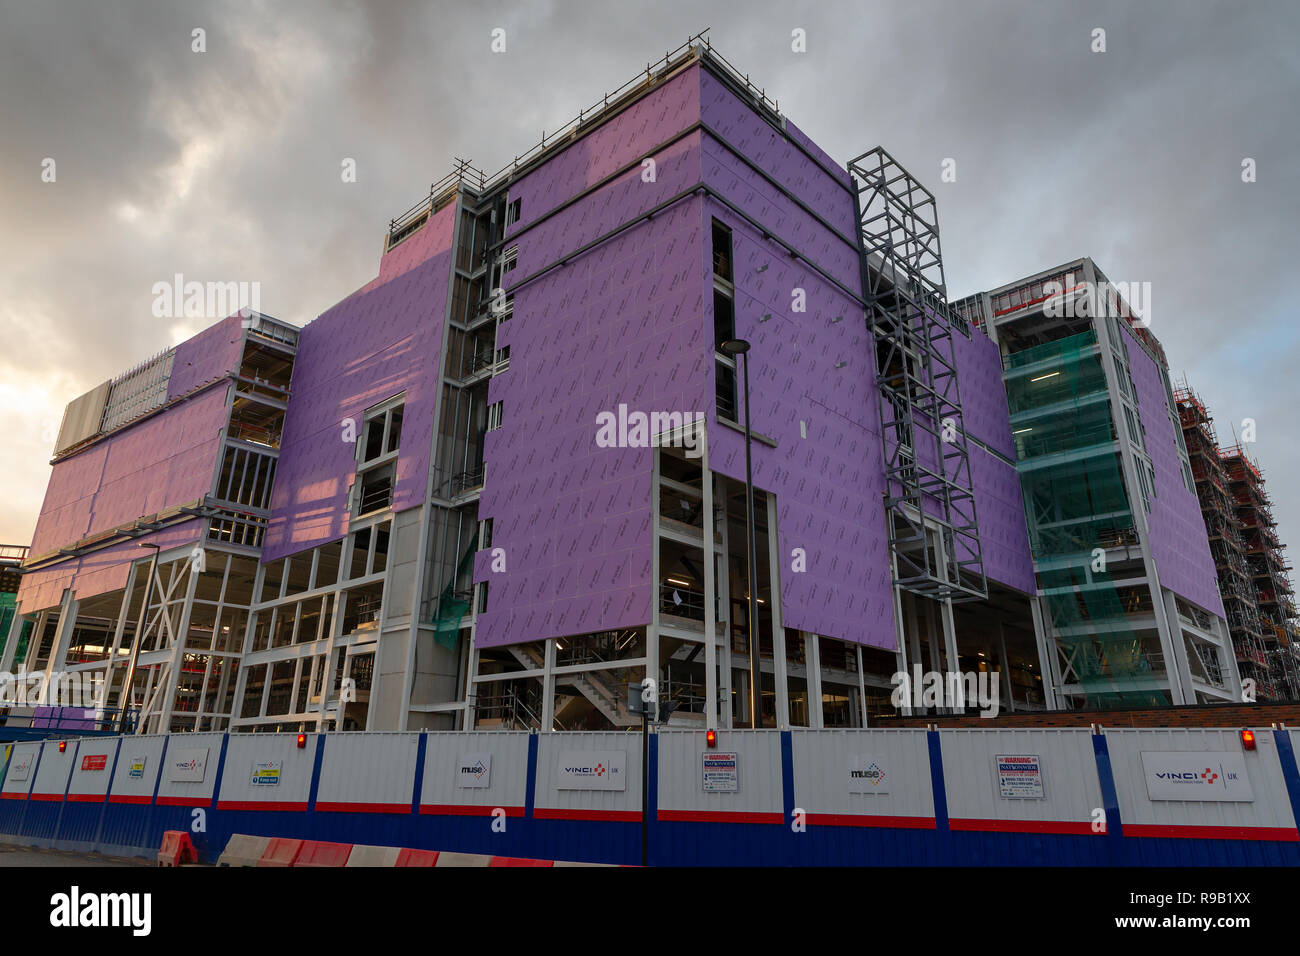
2,36,1260,736
1175,382,1300,699
956,260,1241,709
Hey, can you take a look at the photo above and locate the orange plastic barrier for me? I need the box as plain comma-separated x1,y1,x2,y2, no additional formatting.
394,848,441,866
157,830,197,867
489,856,555,867
258,837,304,867
293,840,354,867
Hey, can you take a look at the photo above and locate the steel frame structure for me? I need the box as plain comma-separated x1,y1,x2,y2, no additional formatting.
849,146,986,604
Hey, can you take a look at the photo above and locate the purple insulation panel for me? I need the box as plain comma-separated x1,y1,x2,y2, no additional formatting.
1124,331,1225,617
263,202,455,563
969,446,1036,593
168,314,246,399
474,67,706,648
701,199,894,649
699,72,895,649
21,384,230,611
950,326,1035,592
19,521,204,613
951,326,1017,461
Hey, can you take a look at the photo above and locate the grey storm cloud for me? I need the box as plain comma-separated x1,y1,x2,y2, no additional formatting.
1,0,1297,555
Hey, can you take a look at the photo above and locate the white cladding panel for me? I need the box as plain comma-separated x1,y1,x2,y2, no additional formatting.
216,733,317,805
318,732,419,808
791,729,934,819
421,731,530,810
940,728,1102,825
659,729,783,815
1106,727,1295,831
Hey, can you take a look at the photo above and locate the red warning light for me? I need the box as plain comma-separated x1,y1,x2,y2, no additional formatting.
58,741,67,753
1241,729,1257,751
705,729,717,749
296,733,307,749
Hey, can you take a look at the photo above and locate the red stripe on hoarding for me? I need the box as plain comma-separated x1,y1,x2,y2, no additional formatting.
157,796,212,807
419,804,525,817
1,792,29,800
65,793,107,803
806,813,938,830
108,794,153,805
532,808,640,822
28,792,63,802
1124,823,1299,842
948,818,1097,836
216,801,308,812
316,801,411,814
656,809,784,825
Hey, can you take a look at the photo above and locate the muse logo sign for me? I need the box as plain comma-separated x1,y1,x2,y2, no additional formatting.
1140,751,1254,802
456,753,492,789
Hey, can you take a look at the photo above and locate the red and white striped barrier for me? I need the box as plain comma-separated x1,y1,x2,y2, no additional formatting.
211,833,604,867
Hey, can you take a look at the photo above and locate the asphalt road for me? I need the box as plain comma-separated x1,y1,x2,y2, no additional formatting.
0,844,148,866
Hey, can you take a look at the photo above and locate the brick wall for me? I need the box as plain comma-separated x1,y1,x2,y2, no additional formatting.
875,702,1300,729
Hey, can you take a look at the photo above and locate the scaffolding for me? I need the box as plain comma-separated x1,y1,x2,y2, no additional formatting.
849,146,986,603
1174,379,1299,699
1221,442,1300,699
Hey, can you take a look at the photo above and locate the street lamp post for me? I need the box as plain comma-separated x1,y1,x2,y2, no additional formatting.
117,543,160,735
720,339,761,729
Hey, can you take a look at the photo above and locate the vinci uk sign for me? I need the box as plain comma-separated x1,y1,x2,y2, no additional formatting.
1141,752,1254,802
556,750,626,791
167,748,208,783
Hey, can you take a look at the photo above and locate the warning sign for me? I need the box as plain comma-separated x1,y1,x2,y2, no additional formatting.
80,754,108,772
701,752,739,793
996,754,1044,799
250,760,282,787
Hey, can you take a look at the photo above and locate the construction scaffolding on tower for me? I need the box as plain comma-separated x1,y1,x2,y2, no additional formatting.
1173,383,1274,695
1220,442,1300,699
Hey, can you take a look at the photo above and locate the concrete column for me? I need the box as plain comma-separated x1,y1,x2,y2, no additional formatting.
541,636,556,731
716,474,733,729
766,495,788,730
700,431,719,731
997,620,1015,713
856,645,868,728
0,603,31,674
42,590,79,689
805,631,823,729
648,448,661,718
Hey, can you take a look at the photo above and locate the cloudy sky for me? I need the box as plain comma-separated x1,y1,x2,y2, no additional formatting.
2,0,1297,560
